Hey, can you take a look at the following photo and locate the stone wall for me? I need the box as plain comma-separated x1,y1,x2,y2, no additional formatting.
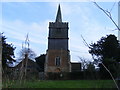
45,50,71,73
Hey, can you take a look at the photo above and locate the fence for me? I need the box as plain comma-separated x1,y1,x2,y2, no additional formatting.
46,71,112,80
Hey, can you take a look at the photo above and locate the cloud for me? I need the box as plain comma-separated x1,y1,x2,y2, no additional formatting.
2,2,118,62
2,19,51,57
2,19,49,41
54,2,118,61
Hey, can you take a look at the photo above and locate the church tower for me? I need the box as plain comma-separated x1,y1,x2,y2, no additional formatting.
45,5,71,73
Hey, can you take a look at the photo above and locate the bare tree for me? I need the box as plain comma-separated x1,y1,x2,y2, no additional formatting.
19,48,36,60
19,34,36,81
78,56,89,71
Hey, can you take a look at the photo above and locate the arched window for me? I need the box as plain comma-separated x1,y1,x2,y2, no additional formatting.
55,57,61,66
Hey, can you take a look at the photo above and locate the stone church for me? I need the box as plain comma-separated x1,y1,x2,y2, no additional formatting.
45,5,71,73
4,5,81,80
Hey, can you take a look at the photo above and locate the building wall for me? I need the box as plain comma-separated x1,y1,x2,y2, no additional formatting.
45,21,71,73
71,63,81,72
49,22,68,39
48,39,68,50
7,59,39,79
45,50,71,72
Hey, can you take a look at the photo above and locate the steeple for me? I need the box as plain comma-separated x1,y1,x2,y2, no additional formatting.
55,4,62,22
45,4,71,73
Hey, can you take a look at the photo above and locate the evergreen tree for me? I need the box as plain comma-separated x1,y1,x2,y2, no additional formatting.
2,34,16,69
89,34,120,78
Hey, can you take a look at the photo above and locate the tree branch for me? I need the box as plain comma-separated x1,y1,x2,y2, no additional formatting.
82,33,119,89
93,2,120,31
101,61,119,90
81,35,90,48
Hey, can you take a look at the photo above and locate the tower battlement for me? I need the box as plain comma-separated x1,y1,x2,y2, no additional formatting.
49,22,68,28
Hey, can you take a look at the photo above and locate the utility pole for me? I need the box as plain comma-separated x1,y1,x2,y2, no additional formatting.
0,33,2,89
118,1,120,42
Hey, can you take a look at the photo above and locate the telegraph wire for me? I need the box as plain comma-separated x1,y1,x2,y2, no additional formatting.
71,50,88,53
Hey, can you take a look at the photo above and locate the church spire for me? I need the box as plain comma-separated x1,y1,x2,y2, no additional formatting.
55,4,62,22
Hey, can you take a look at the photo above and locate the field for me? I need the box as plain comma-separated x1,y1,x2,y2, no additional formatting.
2,80,117,88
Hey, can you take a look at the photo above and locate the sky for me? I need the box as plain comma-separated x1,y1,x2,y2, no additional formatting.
1,1,119,62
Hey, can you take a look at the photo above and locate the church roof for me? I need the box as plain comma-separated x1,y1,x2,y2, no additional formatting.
55,4,62,22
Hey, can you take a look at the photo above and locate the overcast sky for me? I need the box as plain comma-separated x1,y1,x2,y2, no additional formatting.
1,1,119,62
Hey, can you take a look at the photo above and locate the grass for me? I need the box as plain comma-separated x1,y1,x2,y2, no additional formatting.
2,80,116,88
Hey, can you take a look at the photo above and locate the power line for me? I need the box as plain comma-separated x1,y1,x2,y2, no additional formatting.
71,50,89,53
